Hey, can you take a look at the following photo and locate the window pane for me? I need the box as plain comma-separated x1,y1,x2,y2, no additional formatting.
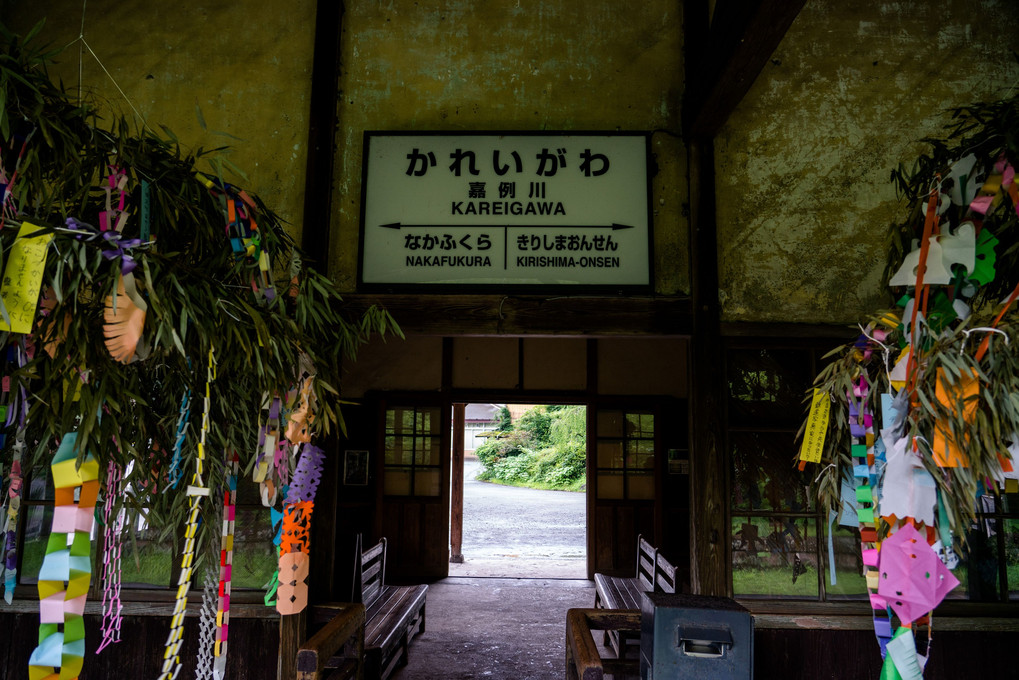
628,472,654,499
597,472,623,499
825,524,867,599
231,508,277,590
385,436,414,465
947,518,1001,601
419,407,441,435
415,438,440,466
629,451,654,470
732,516,818,598
626,412,653,438
730,431,812,512
413,469,440,497
597,411,623,438
728,348,815,428
28,467,54,501
597,441,623,468
19,505,52,584
384,470,412,496
1005,519,1019,601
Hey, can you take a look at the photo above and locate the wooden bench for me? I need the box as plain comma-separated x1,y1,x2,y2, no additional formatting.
565,608,641,680
353,535,428,680
297,603,366,680
593,535,676,656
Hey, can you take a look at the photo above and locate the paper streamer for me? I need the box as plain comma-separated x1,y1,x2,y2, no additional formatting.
96,462,124,654
27,433,100,680
159,347,215,680
213,452,239,680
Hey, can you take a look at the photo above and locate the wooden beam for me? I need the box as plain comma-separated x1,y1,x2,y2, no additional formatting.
685,0,807,139
339,294,693,337
300,0,344,272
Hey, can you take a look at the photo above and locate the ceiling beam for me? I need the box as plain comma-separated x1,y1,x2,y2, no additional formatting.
684,0,807,140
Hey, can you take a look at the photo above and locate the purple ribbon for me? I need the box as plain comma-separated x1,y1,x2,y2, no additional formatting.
65,217,144,274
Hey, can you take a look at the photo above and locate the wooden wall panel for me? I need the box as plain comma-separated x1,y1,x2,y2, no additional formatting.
1,613,277,680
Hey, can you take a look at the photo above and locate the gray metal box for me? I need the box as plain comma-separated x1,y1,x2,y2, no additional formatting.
640,592,754,680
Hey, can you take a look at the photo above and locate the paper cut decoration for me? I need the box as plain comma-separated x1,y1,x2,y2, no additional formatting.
970,227,998,286
285,444,325,504
285,375,316,444
160,348,216,680
932,367,979,467
878,523,959,624
276,501,314,615
889,237,952,287
28,433,99,680
944,154,983,206
879,436,937,525
96,462,125,654
0,222,53,334
195,568,219,680
103,277,147,363
798,388,829,465
276,551,311,616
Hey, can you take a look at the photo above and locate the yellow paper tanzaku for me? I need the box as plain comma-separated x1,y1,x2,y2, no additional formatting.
799,388,830,464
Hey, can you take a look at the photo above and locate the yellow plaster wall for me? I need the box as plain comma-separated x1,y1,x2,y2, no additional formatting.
716,0,1019,324
3,0,316,239
332,0,688,294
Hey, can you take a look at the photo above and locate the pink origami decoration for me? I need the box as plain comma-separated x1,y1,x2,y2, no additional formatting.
877,523,959,624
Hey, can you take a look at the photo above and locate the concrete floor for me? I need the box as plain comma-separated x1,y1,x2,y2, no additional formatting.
390,576,597,680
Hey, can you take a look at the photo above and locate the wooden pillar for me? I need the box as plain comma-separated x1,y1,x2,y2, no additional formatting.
687,139,730,597
279,610,307,680
450,402,466,563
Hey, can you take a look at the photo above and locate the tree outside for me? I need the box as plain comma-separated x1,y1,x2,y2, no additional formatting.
474,405,586,492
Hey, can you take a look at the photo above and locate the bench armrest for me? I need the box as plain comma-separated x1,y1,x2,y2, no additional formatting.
297,603,366,680
565,608,641,680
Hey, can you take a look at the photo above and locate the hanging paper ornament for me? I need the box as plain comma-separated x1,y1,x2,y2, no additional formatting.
195,567,220,680
103,277,147,364
27,433,100,680
96,461,125,654
213,452,239,680
159,348,215,680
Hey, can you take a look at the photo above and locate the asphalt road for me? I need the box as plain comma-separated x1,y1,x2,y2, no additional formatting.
453,459,586,578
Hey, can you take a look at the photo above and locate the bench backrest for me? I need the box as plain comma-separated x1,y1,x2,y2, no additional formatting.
636,535,658,591
353,534,387,607
654,552,677,594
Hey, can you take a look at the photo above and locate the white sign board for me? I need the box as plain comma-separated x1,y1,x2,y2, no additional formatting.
358,132,652,291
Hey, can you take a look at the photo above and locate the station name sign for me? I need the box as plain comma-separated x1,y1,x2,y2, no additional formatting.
358,132,653,291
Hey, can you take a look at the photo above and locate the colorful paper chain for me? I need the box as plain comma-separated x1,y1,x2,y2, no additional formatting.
212,452,239,680
96,461,124,654
159,347,216,680
1,343,28,603
27,433,100,680
202,177,277,303
166,384,192,490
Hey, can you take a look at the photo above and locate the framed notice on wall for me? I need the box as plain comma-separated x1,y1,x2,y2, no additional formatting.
344,449,369,486
358,131,653,293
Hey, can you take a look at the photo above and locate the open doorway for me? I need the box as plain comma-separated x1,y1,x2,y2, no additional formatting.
449,403,587,579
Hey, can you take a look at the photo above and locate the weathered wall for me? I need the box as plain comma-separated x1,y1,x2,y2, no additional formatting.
2,0,316,239
331,0,688,294
715,0,1019,324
